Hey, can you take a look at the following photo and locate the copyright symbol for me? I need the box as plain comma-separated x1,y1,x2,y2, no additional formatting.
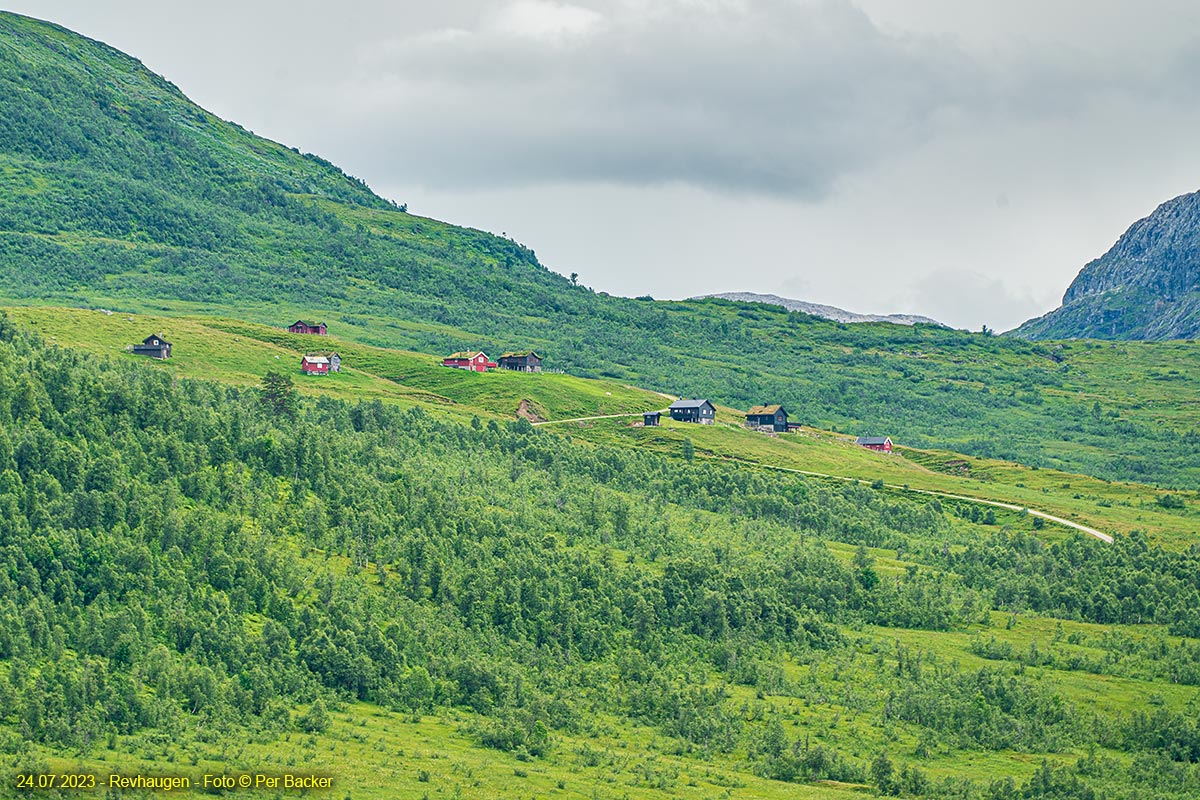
239,775,252,788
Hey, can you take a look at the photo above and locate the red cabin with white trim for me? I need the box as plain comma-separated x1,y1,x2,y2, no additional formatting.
442,351,497,372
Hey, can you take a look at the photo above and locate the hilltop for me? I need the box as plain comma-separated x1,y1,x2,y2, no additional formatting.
1016,189,1200,340
3,9,1200,492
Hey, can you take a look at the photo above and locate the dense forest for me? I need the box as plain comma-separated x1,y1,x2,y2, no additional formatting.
2,12,1200,490
0,312,1198,797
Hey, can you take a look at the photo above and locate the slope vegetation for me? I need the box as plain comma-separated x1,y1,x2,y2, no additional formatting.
10,305,1200,549
1,316,1200,799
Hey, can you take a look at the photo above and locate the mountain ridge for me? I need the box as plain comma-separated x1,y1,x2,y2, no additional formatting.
694,291,947,327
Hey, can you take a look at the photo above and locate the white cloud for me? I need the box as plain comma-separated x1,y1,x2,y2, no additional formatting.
487,1,605,40
909,270,1045,333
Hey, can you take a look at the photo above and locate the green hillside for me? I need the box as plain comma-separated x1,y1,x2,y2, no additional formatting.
2,316,1200,799
5,306,663,424
2,11,1200,490
12,305,1199,549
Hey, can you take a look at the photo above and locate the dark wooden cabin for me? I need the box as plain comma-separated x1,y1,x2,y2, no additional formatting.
498,351,543,372
669,399,715,424
745,404,789,432
643,411,661,427
132,334,171,359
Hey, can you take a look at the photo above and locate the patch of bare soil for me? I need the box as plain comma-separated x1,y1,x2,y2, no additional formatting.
517,399,546,423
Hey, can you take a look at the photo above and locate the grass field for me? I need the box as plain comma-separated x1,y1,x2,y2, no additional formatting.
5,307,664,425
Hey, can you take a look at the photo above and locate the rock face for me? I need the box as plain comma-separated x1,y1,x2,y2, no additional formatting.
1015,190,1200,340
695,292,946,327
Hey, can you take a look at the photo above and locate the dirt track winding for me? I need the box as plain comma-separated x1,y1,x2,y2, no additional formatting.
533,415,1114,543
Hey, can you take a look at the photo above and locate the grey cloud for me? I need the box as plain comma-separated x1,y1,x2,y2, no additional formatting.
320,0,983,197
16,0,1200,202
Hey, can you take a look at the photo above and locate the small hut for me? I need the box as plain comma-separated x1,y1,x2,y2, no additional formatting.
669,399,715,424
442,352,497,372
300,354,330,375
288,320,327,335
745,404,789,432
856,436,893,453
306,351,341,372
132,334,171,359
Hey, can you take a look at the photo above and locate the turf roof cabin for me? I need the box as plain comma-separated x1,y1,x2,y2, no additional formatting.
497,351,543,372
132,334,171,359
669,398,715,424
442,351,497,372
288,320,327,335
745,404,789,432
856,435,893,452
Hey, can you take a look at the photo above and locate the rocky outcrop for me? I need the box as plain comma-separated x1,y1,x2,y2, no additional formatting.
1015,190,1200,340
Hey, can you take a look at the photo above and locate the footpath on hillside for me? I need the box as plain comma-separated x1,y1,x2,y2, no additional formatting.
535,414,1114,543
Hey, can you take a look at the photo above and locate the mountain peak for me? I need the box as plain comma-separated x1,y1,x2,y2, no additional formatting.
1015,189,1200,340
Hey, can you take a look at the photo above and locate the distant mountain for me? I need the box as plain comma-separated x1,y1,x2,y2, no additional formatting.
1014,189,1200,340
695,292,946,327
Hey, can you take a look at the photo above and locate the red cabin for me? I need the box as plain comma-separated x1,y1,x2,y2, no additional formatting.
288,320,327,335
856,436,893,452
442,351,497,372
301,354,330,375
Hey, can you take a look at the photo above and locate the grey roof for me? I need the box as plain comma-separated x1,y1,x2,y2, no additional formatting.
856,436,891,445
670,399,713,409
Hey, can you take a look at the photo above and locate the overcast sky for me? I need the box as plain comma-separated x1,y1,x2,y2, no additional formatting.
7,1,1200,330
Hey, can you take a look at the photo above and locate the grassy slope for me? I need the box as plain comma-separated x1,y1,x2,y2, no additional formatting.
7,306,662,424
11,305,1200,550
558,415,1200,548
